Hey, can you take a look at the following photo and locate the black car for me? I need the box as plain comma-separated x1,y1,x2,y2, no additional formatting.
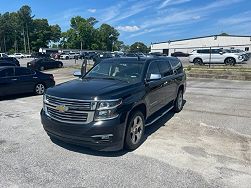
171,52,189,57
41,57,186,151
0,60,17,67
0,57,20,66
27,58,63,71
0,66,55,97
31,52,50,59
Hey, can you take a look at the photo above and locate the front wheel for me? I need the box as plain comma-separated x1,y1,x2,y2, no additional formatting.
124,111,145,150
173,89,184,113
34,83,45,95
58,63,63,68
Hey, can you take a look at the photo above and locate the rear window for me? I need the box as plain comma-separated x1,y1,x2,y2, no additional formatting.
170,59,183,74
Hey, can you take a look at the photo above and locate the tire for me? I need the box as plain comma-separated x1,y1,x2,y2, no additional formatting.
124,111,145,150
225,57,236,66
193,58,203,65
58,63,63,68
34,83,45,95
66,56,69,60
173,89,184,113
40,66,45,71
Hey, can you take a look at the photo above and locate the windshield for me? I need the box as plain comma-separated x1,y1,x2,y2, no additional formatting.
85,61,144,83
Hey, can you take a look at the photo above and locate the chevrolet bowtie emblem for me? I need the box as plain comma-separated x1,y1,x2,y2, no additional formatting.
55,105,69,113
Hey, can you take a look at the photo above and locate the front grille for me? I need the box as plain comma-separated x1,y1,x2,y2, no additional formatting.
44,95,96,124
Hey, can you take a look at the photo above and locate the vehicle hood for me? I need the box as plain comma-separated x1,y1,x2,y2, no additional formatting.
46,78,143,100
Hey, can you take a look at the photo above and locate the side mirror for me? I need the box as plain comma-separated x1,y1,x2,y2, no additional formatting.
73,71,82,78
147,73,161,81
219,51,224,55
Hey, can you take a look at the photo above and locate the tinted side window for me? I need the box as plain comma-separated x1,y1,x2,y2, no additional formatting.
15,67,33,76
0,68,14,77
146,61,160,79
211,49,221,54
158,61,173,77
197,49,210,54
170,59,183,74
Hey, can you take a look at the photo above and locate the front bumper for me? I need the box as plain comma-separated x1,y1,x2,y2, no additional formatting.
40,110,126,151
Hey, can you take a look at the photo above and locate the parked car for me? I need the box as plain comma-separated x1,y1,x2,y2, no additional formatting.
223,49,249,61
9,53,25,59
171,52,189,57
0,61,17,67
41,56,186,151
27,58,63,71
0,57,20,66
0,53,8,58
31,52,50,59
60,52,79,60
149,52,166,57
189,48,244,65
0,66,55,97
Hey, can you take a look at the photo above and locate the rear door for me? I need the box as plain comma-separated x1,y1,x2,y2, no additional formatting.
14,67,36,93
198,49,210,63
0,67,16,96
145,61,164,115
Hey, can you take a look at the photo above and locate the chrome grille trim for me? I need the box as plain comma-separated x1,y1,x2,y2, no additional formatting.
44,95,96,124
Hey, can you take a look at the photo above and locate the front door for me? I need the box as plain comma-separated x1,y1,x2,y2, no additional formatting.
145,61,163,116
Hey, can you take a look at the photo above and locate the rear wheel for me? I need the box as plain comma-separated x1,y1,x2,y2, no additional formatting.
124,111,145,150
173,89,184,112
34,83,45,95
225,57,236,66
193,58,203,65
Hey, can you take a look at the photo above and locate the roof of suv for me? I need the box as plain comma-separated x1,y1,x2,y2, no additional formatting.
101,56,178,63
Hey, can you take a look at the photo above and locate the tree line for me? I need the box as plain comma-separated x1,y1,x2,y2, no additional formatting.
0,5,149,54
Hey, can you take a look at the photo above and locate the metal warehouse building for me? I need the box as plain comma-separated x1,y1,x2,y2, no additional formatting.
150,35,251,56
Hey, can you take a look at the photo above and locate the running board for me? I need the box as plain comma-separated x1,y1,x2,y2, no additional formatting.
145,106,174,127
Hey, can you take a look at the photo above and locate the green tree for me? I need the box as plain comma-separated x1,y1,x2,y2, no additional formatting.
30,19,61,51
130,42,149,53
18,5,34,53
98,23,119,51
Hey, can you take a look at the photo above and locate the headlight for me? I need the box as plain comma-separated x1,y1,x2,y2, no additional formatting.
97,99,122,110
238,55,243,60
95,99,122,120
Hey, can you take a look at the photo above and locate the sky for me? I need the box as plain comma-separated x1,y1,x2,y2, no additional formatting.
1,0,251,45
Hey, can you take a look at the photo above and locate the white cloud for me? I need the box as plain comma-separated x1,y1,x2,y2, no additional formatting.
159,0,191,9
87,9,96,13
116,26,140,32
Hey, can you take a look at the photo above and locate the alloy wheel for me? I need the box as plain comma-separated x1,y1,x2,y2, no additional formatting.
130,116,144,145
35,84,45,95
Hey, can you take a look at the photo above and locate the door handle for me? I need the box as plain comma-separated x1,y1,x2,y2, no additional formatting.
33,77,38,79
11,78,17,81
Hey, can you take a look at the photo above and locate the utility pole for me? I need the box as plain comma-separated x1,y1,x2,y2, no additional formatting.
26,23,31,54
23,27,27,53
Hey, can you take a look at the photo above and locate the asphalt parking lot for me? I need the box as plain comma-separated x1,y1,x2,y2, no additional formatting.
0,67,250,187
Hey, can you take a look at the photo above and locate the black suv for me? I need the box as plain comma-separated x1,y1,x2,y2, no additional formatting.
0,57,20,66
41,57,186,151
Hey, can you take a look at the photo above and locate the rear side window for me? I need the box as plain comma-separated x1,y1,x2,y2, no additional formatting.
0,68,14,77
170,59,183,74
15,67,33,76
197,49,210,54
158,61,173,77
